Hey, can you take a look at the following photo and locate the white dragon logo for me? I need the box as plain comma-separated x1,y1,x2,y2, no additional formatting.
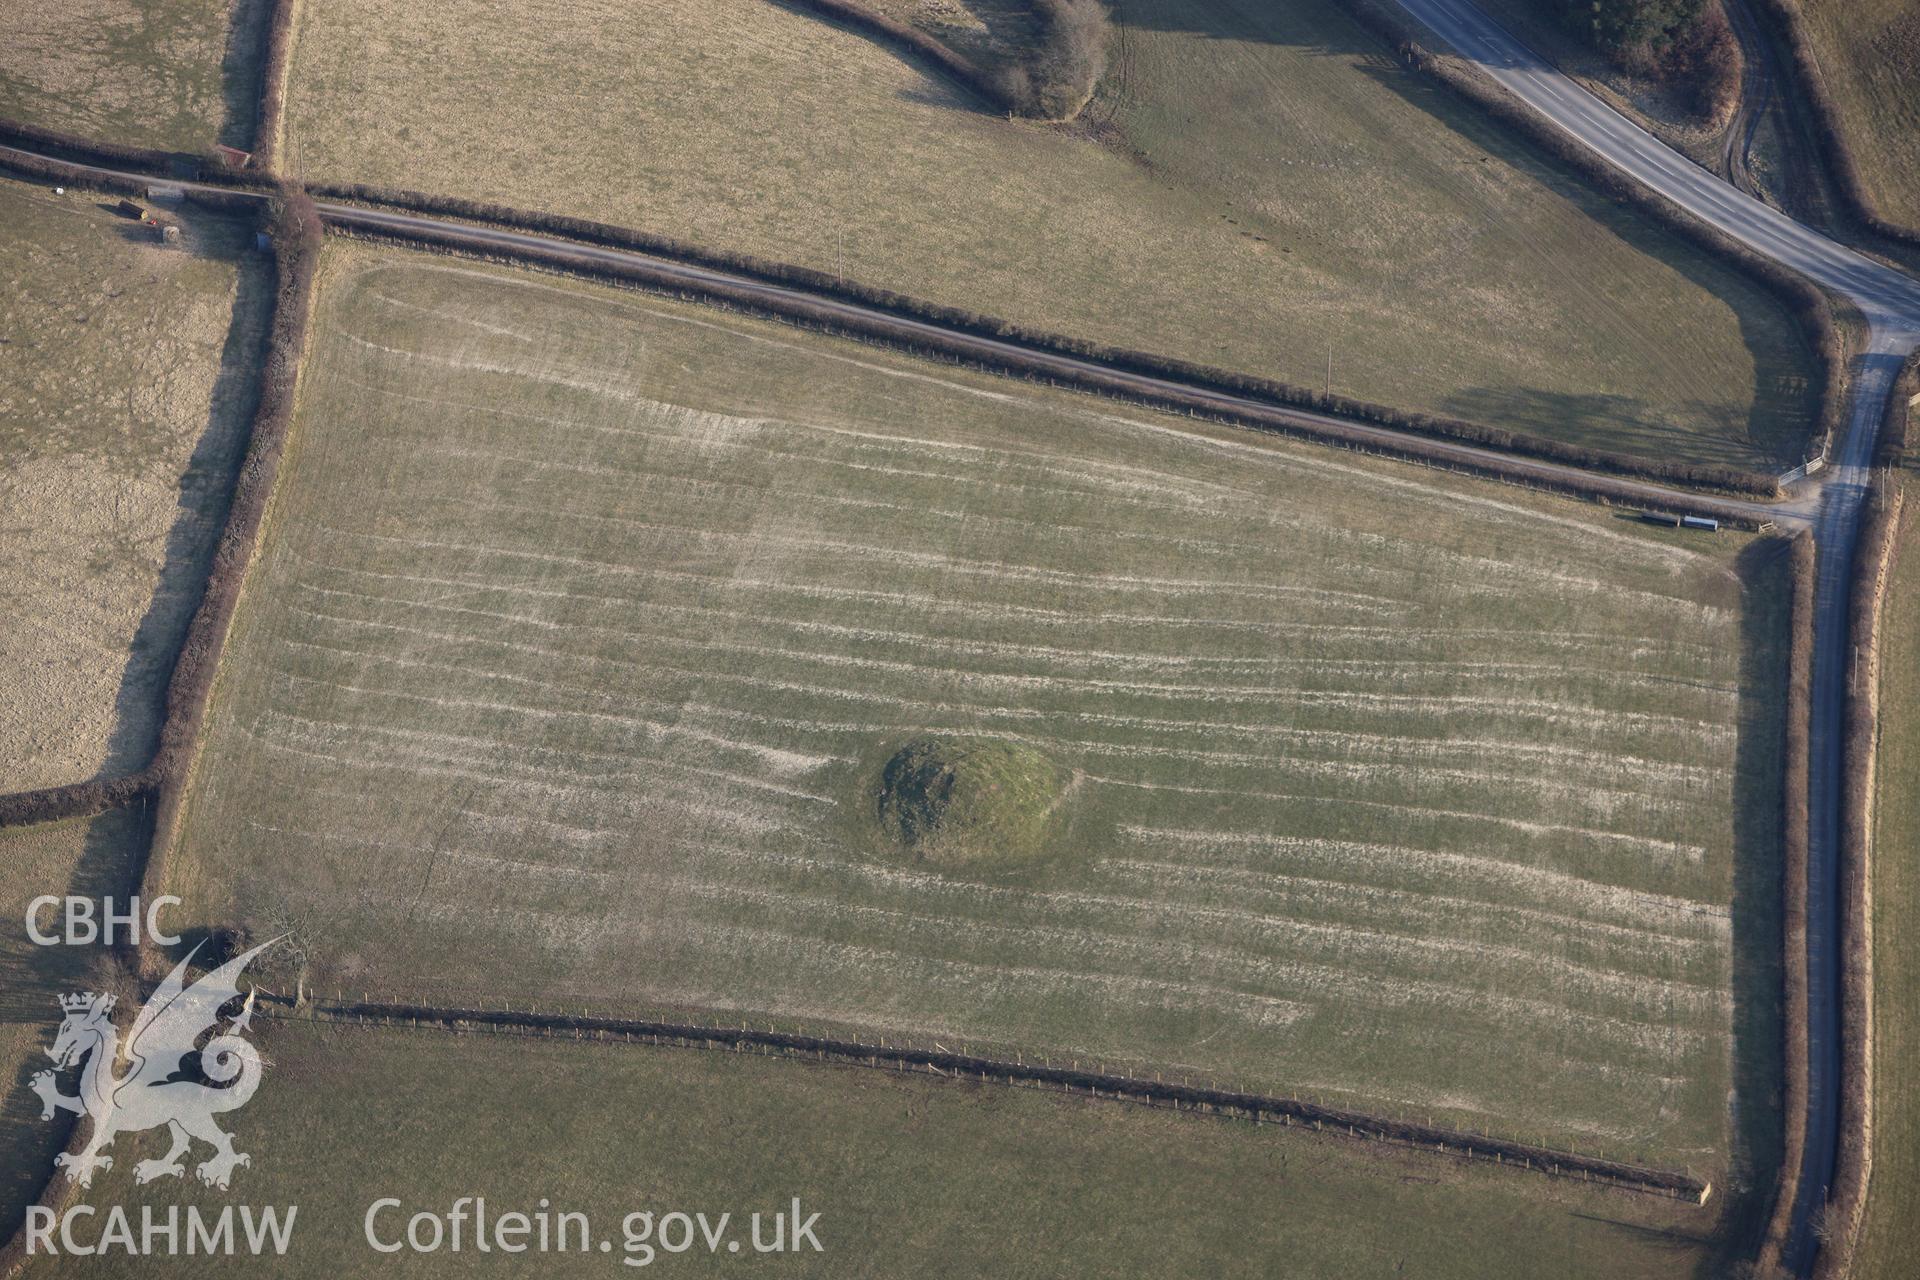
31,940,277,1191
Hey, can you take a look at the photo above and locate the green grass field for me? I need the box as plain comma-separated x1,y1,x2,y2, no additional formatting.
22,1017,1743,1279
1799,0,1920,231
0,810,148,1233
0,0,255,153
157,248,1790,1182
0,177,267,790
1850,475,1919,1280
280,0,1817,468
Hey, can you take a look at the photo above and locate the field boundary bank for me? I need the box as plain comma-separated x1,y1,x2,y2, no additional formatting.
1757,529,1819,1274
0,142,1780,838
0,774,156,829
302,185,1777,497
1742,0,1920,256
1813,480,1898,1277
252,994,1711,1202
0,159,290,830
1338,0,1847,474
1812,361,1916,1277
0,190,319,843
0,117,1787,497
0,121,276,191
324,211,1778,523
252,0,297,170
0,173,316,1244
140,193,322,907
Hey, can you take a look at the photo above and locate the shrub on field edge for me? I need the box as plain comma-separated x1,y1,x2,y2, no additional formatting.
999,0,1112,121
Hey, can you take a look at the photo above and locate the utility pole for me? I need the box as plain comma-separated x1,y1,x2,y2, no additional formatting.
1325,340,1333,397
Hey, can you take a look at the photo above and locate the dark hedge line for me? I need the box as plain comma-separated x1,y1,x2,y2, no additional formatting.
1745,0,1920,253
1816,477,1903,1278
176,185,269,214
140,191,321,887
0,146,269,214
0,116,1792,493
253,0,297,169
0,178,293,834
1757,527,1817,1276
332,211,1772,525
1879,350,1919,466
294,993,1711,1200
312,181,1781,497
0,118,186,175
1336,0,1846,473
0,773,156,829
0,118,280,191
0,147,146,199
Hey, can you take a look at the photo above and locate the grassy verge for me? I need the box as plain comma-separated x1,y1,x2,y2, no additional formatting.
25,1016,1743,1278
1795,0,1920,231
1849,469,1920,1278
281,0,1817,467
157,246,1789,1184
0,176,267,791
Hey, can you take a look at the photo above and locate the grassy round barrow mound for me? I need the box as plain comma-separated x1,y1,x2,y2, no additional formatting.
875,736,1070,870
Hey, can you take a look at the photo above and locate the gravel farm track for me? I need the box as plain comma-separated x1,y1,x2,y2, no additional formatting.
4,0,1920,1272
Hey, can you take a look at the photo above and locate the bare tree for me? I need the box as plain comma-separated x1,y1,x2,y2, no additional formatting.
999,0,1111,121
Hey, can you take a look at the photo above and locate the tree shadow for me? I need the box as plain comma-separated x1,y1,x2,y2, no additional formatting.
97,220,273,779
218,0,275,152
1343,54,1821,470
1694,534,1796,1279
1109,0,1380,49
1437,378,1810,473
829,0,1810,474
1441,385,1695,460
763,0,1005,117
1569,1210,1714,1248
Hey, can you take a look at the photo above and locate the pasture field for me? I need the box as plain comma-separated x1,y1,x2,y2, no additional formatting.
159,248,1792,1181
280,0,1817,468
27,1017,1739,1279
1851,474,1920,1280
1798,0,1920,231
0,810,147,1232
0,178,267,791
0,0,255,153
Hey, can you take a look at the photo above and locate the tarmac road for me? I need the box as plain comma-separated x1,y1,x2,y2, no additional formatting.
0,140,1790,525
7,77,1915,1264
1392,0,1920,1271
